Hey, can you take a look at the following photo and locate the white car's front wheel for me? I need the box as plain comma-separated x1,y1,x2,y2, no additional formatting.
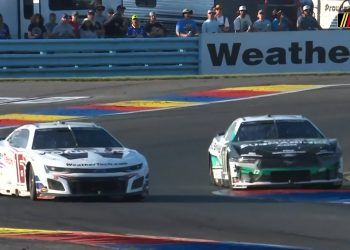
29,167,38,201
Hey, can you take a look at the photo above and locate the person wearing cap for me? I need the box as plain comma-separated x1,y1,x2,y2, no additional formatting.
144,12,166,37
202,9,220,33
298,0,314,16
116,4,126,12
51,14,75,38
45,13,57,37
106,8,114,20
127,15,145,38
79,18,98,38
86,9,104,38
28,13,47,39
271,9,291,31
214,5,230,32
252,9,271,32
297,5,322,30
0,13,11,39
69,11,80,38
176,9,199,37
103,5,128,38
233,5,252,32
94,5,106,28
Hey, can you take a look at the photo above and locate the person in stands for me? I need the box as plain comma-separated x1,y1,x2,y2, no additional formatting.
51,14,75,38
106,8,114,20
94,5,106,26
45,13,57,37
127,15,145,37
202,9,220,33
0,13,11,39
69,11,80,38
28,13,47,39
86,10,104,38
144,12,166,37
94,5,106,37
103,5,128,38
252,9,271,32
298,0,314,16
214,4,230,32
79,18,98,38
233,5,252,32
176,9,199,37
271,9,291,31
297,5,322,30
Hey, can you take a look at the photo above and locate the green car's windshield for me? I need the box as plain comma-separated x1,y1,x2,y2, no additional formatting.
234,120,324,142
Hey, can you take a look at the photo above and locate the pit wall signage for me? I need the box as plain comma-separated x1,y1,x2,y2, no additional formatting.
200,31,350,75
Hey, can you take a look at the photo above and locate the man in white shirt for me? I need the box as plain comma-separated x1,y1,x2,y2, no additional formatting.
214,4,230,32
202,9,220,33
233,5,252,32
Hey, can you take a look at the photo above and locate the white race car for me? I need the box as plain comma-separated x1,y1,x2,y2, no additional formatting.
0,122,149,200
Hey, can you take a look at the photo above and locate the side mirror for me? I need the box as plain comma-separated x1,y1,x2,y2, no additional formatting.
216,132,225,136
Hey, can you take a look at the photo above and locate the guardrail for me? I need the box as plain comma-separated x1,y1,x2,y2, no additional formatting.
1,31,348,79
0,37,199,78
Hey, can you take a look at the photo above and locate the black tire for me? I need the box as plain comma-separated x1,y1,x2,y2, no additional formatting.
226,156,234,189
29,167,37,201
209,155,216,186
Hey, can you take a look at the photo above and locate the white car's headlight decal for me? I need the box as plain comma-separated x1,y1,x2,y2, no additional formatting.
44,164,143,174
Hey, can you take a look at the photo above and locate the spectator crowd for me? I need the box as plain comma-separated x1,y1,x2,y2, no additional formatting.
0,1,323,40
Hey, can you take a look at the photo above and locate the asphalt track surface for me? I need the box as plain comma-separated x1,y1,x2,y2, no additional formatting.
0,76,350,250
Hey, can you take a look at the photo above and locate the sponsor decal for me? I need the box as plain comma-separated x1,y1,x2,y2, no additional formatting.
325,4,342,12
239,139,329,149
201,32,350,75
338,13,350,28
207,41,348,67
3,153,14,166
66,162,127,167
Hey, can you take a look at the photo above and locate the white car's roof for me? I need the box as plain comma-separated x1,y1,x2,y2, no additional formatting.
237,115,306,123
20,121,99,130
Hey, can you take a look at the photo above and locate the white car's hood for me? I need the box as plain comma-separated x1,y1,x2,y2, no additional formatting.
32,147,141,168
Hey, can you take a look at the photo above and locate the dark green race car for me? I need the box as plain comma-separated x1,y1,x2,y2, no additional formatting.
208,115,343,189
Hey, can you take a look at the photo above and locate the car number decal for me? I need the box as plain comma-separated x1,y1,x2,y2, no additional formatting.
15,153,26,184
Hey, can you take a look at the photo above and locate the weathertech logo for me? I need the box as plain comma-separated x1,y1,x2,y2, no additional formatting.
338,13,350,28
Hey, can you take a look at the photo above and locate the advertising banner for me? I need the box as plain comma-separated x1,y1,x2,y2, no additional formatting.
200,31,350,75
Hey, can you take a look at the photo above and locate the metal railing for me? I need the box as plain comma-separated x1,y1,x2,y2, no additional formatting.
0,37,199,78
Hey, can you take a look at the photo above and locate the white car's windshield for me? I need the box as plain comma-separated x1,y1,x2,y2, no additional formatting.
32,127,122,149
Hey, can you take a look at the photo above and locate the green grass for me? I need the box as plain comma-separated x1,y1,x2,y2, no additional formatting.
0,71,349,82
